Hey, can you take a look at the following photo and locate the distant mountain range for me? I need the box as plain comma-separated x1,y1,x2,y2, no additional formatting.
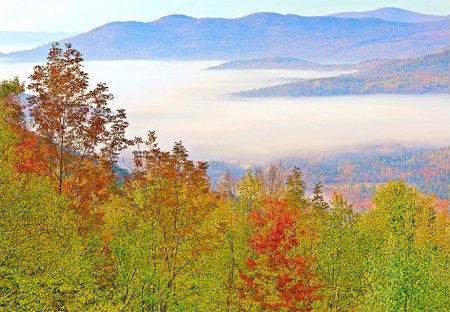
206,57,387,71
328,7,449,23
3,8,449,63
207,57,347,71
235,50,449,97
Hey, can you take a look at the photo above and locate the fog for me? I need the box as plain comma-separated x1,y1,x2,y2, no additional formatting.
1,60,449,163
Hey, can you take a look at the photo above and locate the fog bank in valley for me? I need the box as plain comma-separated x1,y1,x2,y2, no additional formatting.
1,60,449,163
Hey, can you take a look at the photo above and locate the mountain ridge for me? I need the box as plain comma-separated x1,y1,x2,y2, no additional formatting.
235,50,449,97
3,11,448,63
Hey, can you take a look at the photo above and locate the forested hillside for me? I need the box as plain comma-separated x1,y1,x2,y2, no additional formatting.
1,44,449,311
292,146,450,207
236,49,449,96
209,145,450,208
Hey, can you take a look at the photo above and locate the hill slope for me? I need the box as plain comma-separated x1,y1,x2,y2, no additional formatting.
235,50,449,97
206,57,348,71
209,145,450,208
5,13,449,62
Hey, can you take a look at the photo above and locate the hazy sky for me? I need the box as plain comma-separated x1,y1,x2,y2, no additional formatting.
2,0,449,32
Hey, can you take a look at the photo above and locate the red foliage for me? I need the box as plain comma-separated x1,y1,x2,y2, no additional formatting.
239,198,322,311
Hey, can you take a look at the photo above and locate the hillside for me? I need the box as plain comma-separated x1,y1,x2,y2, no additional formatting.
235,50,449,96
295,146,450,207
208,145,450,208
4,13,449,62
206,57,348,71
206,57,392,71
329,7,449,23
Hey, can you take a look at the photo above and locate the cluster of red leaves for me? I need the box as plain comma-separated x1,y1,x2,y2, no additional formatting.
239,198,322,311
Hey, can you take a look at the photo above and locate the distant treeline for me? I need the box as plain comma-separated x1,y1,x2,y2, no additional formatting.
209,145,450,207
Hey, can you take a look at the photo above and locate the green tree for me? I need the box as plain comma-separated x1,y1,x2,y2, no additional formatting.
236,169,265,209
285,167,308,210
359,180,450,311
310,182,329,214
312,193,365,311
104,132,219,311
200,187,253,311
0,100,100,311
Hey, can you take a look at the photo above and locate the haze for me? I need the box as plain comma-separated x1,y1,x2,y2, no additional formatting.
1,60,449,163
3,1,449,32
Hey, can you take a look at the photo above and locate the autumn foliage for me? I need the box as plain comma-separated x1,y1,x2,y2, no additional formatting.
239,198,322,311
27,43,129,215
0,44,449,311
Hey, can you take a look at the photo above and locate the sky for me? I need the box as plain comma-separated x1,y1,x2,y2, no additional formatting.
2,0,449,32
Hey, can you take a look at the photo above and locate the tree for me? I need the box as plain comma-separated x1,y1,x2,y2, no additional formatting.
263,162,287,198
310,182,329,214
236,169,265,209
239,198,322,311
27,43,129,210
202,186,253,311
218,169,238,198
358,180,450,311
0,77,24,120
312,193,365,312
0,77,44,175
286,167,308,210
0,99,101,311
104,132,219,311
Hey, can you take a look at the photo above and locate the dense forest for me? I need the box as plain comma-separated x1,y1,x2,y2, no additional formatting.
1,44,449,311
208,145,450,208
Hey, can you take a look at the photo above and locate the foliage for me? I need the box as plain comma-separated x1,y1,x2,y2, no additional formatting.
0,100,100,311
312,194,365,311
1,43,449,311
239,198,322,311
103,132,219,310
27,42,130,212
357,181,450,311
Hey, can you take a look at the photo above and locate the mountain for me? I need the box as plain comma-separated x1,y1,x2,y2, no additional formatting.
206,57,389,71
4,13,449,63
206,57,348,71
235,50,449,97
329,7,449,23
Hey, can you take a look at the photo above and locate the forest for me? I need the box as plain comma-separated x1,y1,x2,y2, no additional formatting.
0,43,449,311
208,145,450,208
236,50,449,97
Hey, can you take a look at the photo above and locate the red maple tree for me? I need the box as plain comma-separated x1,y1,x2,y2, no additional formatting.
239,198,322,311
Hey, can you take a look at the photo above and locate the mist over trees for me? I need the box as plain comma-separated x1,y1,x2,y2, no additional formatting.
0,44,449,311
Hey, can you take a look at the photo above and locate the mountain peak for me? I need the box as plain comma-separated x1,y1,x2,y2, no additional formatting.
238,12,286,21
156,14,195,23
